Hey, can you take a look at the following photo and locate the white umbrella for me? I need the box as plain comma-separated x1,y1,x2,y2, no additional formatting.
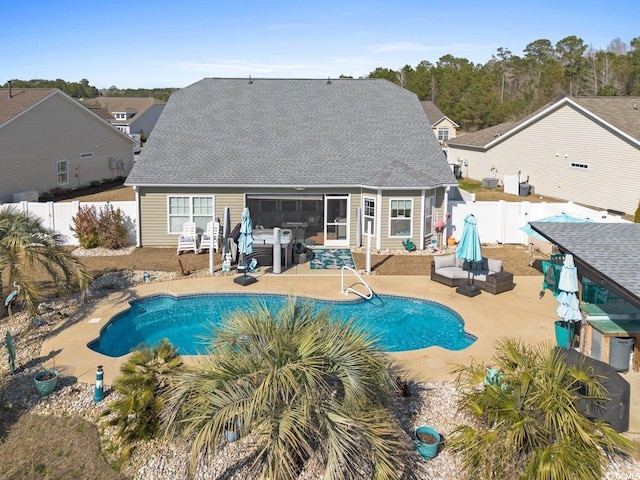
556,254,581,348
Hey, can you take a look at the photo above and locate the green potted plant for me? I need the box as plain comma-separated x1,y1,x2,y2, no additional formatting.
34,368,59,396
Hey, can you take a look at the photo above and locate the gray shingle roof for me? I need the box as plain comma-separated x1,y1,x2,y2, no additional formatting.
448,96,640,149
125,78,456,188
530,222,640,309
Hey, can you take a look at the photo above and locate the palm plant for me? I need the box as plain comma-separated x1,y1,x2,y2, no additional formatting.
0,206,90,317
162,297,408,480
449,337,635,480
105,339,183,460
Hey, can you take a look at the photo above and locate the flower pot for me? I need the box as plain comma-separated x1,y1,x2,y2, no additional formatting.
555,321,575,349
34,369,59,397
224,418,242,442
447,237,456,246
415,426,441,460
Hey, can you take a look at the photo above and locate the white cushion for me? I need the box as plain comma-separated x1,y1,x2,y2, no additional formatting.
487,258,503,273
437,266,469,279
434,254,455,270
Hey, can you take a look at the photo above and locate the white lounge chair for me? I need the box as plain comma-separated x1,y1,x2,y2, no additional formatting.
177,222,199,255
199,221,220,253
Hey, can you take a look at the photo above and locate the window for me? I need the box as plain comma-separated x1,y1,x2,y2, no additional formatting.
363,196,376,235
168,196,213,233
57,160,68,185
114,112,127,120
389,199,412,237
570,162,588,169
437,127,450,142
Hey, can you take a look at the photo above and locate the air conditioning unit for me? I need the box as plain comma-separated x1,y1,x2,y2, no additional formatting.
13,190,39,202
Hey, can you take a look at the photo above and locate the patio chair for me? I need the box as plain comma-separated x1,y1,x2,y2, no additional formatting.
198,220,220,253
177,222,199,255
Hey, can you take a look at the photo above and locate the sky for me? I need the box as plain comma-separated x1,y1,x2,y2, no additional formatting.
3,0,639,90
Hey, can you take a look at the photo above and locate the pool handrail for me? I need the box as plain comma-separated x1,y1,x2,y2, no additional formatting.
341,266,373,300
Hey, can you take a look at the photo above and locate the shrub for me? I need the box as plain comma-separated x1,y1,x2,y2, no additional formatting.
98,203,128,249
104,339,183,461
71,205,100,248
71,203,128,249
90,180,101,187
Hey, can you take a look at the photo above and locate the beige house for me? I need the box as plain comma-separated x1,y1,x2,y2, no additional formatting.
125,78,457,253
447,96,640,216
81,96,166,139
420,101,459,146
0,86,135,202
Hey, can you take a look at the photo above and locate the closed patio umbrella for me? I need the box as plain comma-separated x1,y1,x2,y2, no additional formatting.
235,207,256,286
555,254,581,348
455,214,483,296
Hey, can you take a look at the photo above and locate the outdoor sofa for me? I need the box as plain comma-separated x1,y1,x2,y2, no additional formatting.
430,253,515,295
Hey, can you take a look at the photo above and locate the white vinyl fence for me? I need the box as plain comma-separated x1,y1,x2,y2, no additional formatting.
1,198,629,250
447,199,630,247
2,201,138,246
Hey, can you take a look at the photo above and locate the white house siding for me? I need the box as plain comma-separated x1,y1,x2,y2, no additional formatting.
448,104,640,215
0,94,134,203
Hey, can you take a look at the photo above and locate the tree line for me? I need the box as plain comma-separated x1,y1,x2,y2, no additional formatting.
2,78,175,102
6,35,640,131
366,35,640,131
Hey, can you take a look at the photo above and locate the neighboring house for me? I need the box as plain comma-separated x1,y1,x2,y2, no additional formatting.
0,86,135,203
420,100,459,148
125,78,457,251
447,96,640,216
81,96,166,141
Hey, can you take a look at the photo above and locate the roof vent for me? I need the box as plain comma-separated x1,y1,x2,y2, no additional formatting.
7,80,12,99
327,77,332,84
634,103,638,110
248,75,253,84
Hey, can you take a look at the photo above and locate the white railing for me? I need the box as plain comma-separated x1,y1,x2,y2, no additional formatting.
341,266,373,300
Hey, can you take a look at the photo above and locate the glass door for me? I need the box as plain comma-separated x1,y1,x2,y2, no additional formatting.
324,195,349,247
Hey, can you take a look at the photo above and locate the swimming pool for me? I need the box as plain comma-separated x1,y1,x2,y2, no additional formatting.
89,293,476,357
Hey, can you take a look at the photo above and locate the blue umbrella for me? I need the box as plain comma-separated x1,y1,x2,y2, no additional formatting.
455,214,482,288
238,207,254,261
519,213,592,240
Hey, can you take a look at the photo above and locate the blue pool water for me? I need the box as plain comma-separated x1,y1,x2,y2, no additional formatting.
89,294,476,357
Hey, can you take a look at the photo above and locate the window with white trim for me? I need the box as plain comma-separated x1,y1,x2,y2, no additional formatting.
437,127,450,142
168,196,213,234
57,160,68,185
363,196,376,236
389,199,412,237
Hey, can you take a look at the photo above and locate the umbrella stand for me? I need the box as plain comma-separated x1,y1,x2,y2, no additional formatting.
234,253,257,286
456,266,481,297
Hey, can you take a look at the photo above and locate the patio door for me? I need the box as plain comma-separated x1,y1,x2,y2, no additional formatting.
324,195,349,247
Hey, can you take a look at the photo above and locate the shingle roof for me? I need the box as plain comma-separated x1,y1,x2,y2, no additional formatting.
530,222,640,309
448,96,640,149
420,100,459,127
0,88,56,125
81,97,165,120
125,78,456,188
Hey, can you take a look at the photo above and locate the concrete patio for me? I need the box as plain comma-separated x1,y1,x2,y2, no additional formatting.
41,264,640,438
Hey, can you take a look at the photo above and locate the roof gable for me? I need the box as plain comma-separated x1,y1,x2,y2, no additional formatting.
126,78,456,188
420,100,459,128
448,96,640,150
0,88,57,125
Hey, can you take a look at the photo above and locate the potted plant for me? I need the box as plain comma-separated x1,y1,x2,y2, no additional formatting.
224,417,241,442
415,425,441,460
34,368,59,396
